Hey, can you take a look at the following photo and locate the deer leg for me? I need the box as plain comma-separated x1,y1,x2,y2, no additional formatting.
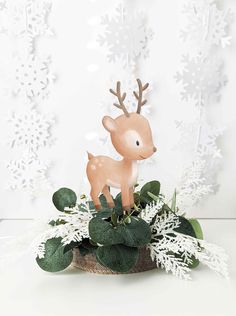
102,185,115,208
90,186,102,210
121,184,131,213
129,187,134,208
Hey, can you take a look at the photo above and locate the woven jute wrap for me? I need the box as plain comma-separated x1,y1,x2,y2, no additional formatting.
72,247,157,274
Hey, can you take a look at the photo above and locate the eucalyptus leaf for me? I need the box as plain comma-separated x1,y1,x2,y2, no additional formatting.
174,216,196,238
188,219,203,240
52,188,77,212
118,217,151,247
140,181,160,207
36,237,73,272
96,244,138,273
89,217,123,245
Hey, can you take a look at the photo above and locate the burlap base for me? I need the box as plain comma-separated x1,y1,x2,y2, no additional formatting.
72,247,157,274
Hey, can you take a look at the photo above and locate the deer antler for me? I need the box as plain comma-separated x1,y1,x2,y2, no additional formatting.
109,81,129,117
133,79,149,114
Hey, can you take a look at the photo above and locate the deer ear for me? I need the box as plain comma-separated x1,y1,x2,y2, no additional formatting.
102,116,117,133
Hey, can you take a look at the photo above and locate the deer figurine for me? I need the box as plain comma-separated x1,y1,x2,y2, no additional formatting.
86,79,156,211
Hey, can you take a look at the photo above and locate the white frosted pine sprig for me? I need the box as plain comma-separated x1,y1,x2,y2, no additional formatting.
148,212,229,279
139,200,164,224
34,204,93,259
150,211,180,236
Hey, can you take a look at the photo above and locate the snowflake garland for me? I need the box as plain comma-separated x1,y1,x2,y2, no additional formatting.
175,0,233,209
8,109,54,152
98,3,153,69
1,0,56,196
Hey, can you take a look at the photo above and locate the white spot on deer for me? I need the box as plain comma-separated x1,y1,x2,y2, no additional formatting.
90,164,96,170
124,130,143,148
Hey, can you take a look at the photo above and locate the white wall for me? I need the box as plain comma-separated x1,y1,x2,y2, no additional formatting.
0,0,235,219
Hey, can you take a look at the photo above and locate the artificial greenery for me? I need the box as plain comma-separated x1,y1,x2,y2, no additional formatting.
36,180,204,274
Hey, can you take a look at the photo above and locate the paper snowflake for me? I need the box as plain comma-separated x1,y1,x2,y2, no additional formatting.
98,4,153,68
7,154,51,191
13,54,54,101
0,0,53,50
0,0,6,11
175,55,227,106
176,119,223,159
181,0,233,49
8,109,54,152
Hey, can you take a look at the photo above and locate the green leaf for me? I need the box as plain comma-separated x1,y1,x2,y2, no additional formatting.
96,244,138,273
36,238,73,272
114,193,123,215
171,189,177,212
188,257,200,269
89,217,123,245
63,241,81,254
88,194,110,210
174,216,196,238
52,188,77,212
188,219,203,240
118,217,151,247
140,181,160,207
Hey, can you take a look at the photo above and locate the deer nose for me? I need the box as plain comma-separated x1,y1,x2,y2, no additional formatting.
153,146,157,153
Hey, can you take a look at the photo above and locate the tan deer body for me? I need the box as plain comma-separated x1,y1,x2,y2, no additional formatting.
86,79,156,211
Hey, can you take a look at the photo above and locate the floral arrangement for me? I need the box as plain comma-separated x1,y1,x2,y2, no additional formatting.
34,181,228,280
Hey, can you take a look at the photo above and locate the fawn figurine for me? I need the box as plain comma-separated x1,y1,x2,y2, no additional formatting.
86,79,156,211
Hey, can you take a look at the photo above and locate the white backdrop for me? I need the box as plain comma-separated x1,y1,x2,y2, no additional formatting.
0,0,235,219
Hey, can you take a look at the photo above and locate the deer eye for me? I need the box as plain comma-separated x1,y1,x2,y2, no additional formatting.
136,140,140,146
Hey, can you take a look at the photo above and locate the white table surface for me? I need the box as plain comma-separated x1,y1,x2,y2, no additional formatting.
0,219,236,316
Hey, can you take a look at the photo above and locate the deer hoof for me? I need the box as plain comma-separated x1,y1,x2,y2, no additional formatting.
95,204,102,210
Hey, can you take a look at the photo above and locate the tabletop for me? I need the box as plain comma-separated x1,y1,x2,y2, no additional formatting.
0,219,235,316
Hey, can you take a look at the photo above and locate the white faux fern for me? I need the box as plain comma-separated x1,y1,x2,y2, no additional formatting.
148,212,229,279
34,204,93,259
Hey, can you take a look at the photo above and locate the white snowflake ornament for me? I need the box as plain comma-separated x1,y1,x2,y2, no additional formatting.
12,54,55,101
7,154,51,192
181,0,233,49
8,109,54,152
176,119,223,159
0,0,53,51
98,4,153,69
175,54,227,106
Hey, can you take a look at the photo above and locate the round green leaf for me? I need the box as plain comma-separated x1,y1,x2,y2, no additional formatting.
118,217,151,247
174,216,196,238
188,219,203,240
36,238,73,272
52,188,77,212
140,181,160,206
96,244,138,273
89,217,123,245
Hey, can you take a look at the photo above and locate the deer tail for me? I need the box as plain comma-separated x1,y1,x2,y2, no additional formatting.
87,151,94,160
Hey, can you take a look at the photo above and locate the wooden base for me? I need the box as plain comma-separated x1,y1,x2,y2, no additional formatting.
72,247,157,274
